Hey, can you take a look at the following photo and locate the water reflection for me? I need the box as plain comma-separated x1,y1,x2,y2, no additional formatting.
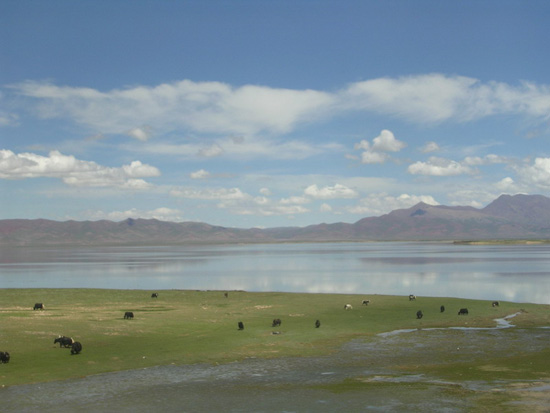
1,242,549,304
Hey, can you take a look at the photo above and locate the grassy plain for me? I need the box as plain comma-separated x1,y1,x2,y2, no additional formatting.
1,288,549,393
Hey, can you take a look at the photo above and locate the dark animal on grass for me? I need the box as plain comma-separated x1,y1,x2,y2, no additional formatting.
492,301,500,307
315,319,321,328
409,295,416,301
238,321,244,330
362,300,370,306
124,311,134,319
151,293,158,298
224,292,228,298
71,342,82,355
54,336,74,348
416,310,423,319
440,305,445,313
458,308,469,315
344,304,352,310
0,351,9,363
33,303,44,310
272,318,282,327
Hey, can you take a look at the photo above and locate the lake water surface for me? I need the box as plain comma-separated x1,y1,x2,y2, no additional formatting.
2,242,549,304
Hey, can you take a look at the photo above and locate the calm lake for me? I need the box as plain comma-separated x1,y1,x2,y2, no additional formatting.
2,241,549,304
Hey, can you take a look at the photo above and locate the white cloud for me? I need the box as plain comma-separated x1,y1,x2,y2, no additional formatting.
372,129,406,152
361,151,388,164
354,139,370,151
10,75,550,141
0,111,19,126
11,79,333,136
0,150,160,188
136,136,337,161
353,130,405,165
348,193,439,216
280,195,310,205
126,126,153,141
447,190,499,208
407,157,475,176
304,184,358,199
496,177,517,191
420,141,440,153
463,154,508,166
190,169,210,179
320,203,332,212
259,187,271,196
170,187,249,200
198,144,224,157
341,74,550,123
515,157,550,189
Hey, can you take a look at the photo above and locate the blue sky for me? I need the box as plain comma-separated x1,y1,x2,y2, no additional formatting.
1,0,549,228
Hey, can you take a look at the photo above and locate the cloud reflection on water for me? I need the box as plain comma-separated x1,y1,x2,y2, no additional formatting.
1,242,549,304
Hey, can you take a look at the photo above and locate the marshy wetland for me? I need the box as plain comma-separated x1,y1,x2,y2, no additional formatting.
1,289,549,412
1,242,550,411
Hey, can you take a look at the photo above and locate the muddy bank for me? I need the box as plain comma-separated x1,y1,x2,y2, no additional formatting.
2,320,549,412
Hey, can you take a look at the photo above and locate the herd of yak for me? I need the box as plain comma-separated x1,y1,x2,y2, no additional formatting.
0,293,501,365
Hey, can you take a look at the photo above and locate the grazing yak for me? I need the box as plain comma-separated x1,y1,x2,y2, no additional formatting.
71,342,82,355
151,293,158,298
33,303,44,310
458,308,469,315
124,311,134,319
362,300,370,306
315,319,321,328
409,294,416,301
492,301,500,307
272,318,282,327
54,336,74,348
0,351,9,363
440,305,445,313
344,304,353,310
416,310,423,319
238,321,244,330
224,292,229,298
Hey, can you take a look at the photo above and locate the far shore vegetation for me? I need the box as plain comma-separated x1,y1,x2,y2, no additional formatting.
1,289,549,389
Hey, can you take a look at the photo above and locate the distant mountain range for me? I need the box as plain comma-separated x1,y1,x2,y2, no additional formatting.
1,194,549,246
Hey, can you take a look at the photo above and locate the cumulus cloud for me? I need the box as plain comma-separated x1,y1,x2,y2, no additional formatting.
515,157,550,189
372,130,407,152
353,130,406,165
169,183,316,218
304,184,358,199
496,177,517,191
0,149,160,188
407,157,475,176
348,193,439,216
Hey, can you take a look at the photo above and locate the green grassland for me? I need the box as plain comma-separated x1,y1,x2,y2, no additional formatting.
1,289,549,389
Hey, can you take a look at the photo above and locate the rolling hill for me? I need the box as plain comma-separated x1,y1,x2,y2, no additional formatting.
1,194,549,246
